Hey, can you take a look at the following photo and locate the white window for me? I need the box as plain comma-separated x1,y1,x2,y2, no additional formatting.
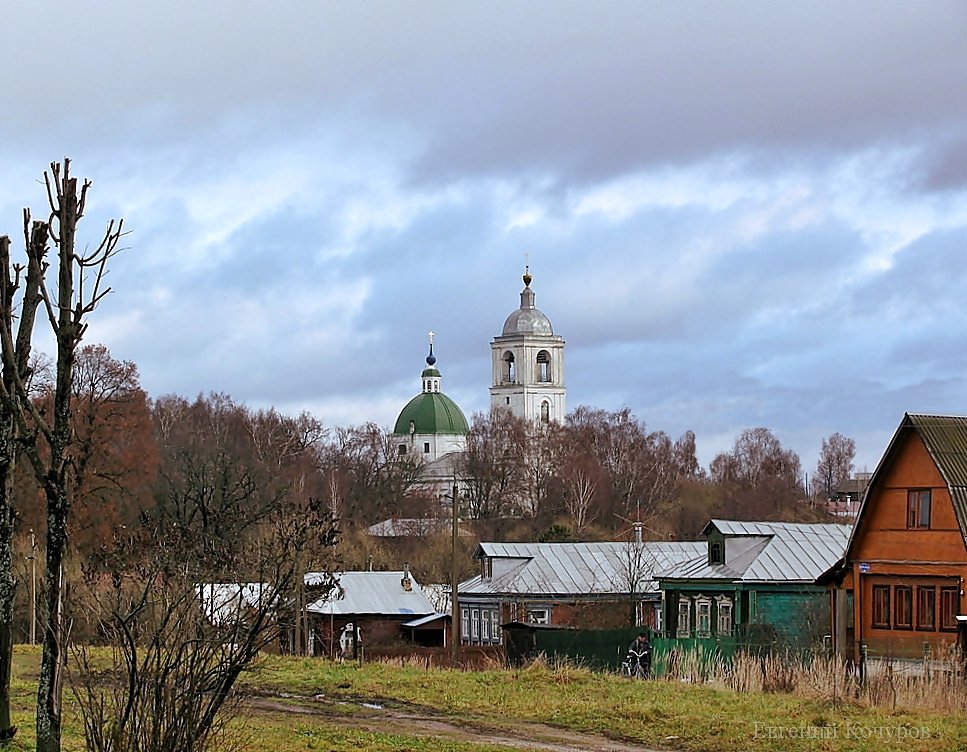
489,609,501,642
460,608,469,641
481,610,490,640
696,598,712,638
716,596,733,637
677,597,690,638
471,609,480,640
528,608,549,625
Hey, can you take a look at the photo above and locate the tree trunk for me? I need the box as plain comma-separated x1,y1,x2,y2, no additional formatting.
0,439,15,741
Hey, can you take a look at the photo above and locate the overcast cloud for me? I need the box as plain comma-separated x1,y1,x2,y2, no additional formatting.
2,1,966,474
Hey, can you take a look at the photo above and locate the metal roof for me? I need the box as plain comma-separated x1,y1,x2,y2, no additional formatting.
306,571,435,617
401,613,449,628
663,520,852,583
906,414,967,540
461,540,706,597
846,413,967,557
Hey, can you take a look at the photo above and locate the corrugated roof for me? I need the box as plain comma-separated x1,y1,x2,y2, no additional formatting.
306,571,435,617
461,541,706,597
907,414,967,541
662,520,851,583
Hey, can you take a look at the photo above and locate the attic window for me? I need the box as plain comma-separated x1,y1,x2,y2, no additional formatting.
907,489,931,529
710,543,723,565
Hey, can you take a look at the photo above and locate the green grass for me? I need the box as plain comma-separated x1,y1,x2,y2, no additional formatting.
6,647,967,752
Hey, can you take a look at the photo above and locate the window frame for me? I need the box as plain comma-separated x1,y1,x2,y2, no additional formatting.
916,586,936,631
941,587,959,632
872,584,890,629
907,489,932,529
527,608,549,625
894,585,913,630
709,542,723,565
695,597,712,638
677,597,691,638
716,596,733,637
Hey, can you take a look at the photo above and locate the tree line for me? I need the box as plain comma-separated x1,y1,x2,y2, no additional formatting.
0,161,858,752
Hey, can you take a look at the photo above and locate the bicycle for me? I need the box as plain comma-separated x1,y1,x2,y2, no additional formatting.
622,648,651,679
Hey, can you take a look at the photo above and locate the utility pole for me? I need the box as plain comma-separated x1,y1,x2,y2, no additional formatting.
451,484,460,666
28,530,36,646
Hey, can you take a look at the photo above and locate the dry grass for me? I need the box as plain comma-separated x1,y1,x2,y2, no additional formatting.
660,646,967,712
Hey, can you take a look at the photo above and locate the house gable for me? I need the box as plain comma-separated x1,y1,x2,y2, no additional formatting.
849,418,967,566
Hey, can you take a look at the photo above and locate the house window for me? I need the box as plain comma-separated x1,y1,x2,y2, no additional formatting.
460,608,469,640
941,587,959,632
528,608,549,625
709,543,723,565
540,401,550,424
480,558,493,579
716,597,733,636
471,609,480,640
481,611,490,641
894,586,913,630
907,489,932,529
696,598,711,637
872,585,890,629
398,444,407,455
677,598,690,638
423,442,431,454
916,586,936,631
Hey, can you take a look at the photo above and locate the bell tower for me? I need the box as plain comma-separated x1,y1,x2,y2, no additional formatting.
490,268,565,423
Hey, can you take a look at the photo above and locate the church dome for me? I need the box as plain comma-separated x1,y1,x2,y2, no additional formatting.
393,392,469,436
393,337,469,436
501,268,554,336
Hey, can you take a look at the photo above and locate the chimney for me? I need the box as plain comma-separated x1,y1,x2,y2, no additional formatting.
401,562,412,592
633,522,643,544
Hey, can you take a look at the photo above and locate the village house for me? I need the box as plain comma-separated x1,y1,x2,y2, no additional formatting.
826,413,967,662
657,520,851,655
457,538,705,645
306,569,446,657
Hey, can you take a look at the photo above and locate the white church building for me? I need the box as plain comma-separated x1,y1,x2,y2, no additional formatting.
372,268,566,532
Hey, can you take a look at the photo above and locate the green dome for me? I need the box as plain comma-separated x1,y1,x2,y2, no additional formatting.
394,392,469,436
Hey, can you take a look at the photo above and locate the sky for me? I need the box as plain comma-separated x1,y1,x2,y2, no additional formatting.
1,1,966,476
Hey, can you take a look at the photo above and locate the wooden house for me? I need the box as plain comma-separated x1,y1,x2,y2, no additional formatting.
458,540,705,645
306,569,444,657
826,413,967,662
657,520,851,655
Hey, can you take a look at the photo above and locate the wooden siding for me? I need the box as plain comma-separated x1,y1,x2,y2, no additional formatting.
848,430,967,659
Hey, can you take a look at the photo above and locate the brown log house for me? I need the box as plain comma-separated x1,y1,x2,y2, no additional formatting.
826,414,967,662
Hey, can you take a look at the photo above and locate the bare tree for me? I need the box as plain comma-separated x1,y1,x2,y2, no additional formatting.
73,493,337,752
813,432,856,502
610,526,659,626
0,220,47,740
709,427,805,519
0,161,123,752
459,409,525,522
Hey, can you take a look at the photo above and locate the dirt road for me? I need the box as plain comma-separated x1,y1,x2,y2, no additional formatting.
247,693,670,752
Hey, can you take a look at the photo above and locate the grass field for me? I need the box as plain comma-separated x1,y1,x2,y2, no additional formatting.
5,646,966,751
